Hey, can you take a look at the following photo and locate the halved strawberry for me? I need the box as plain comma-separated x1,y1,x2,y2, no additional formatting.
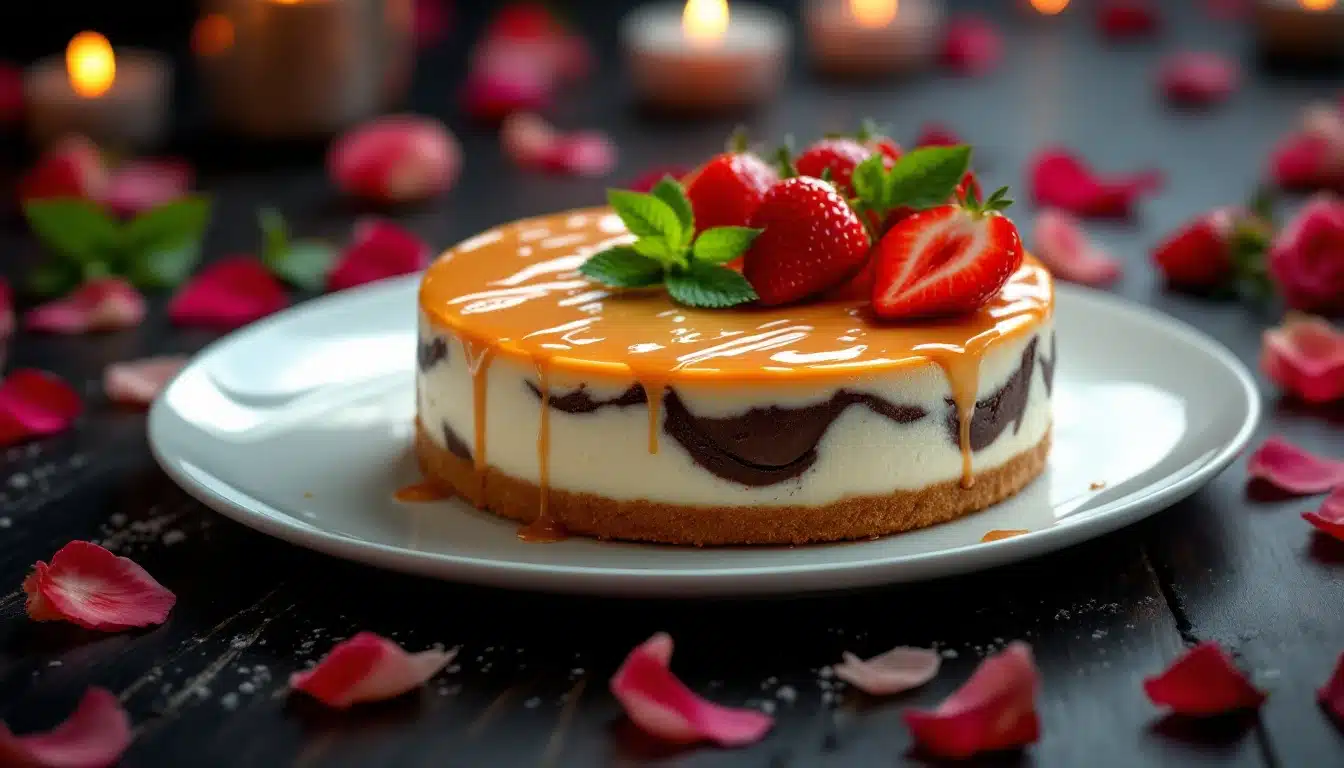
871,191,1023,319
684,151,777,233
743,177,871,305
795,138,873,196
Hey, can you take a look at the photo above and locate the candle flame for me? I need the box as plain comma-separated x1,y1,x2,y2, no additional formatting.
849,0,898,28
66,32,115,99
683,0,730,44
1300,0,1336,11
1030,0,1070,14
192,14,235,57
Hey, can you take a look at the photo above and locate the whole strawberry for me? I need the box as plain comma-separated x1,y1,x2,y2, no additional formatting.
743,177,871,305
795,138,874,196
1152,208,1237,289
685,149,777,233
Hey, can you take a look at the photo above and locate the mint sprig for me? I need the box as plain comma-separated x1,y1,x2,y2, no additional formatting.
850,145,974,226
579,178,760,309
258,209,338,292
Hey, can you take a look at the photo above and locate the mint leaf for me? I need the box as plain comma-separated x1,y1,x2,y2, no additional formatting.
886,145,973,211
26,260,82,297
23,199,120,265
579,246,665,288
691,226,761,265
123,197,211,288
632,236,687,268
271,242,337,291
129,242,201,289
258,208,290,269
851,155,889,209
607,189,682,245
651,177,695,242
665,263,757,308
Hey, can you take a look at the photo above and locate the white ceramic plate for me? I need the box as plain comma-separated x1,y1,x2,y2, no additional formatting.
149,277,1259,596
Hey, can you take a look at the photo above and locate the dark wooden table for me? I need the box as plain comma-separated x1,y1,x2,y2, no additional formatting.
1,2,1342,766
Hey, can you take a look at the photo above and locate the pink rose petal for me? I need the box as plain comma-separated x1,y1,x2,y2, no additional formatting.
25,278,147,335
24,541,175,631
1099,0,1160,39
0,277,14,342
1319,650,1344,727
1246,436,1344,495
501,112,617,177
168,256,289,330
1270,132,1344,193
501,111,560,168
0,62,22,126
611,633,773,747
832,646,941,696
1261,314,1344,405
462,41,555,123
104,357,188,408
903,641,1040,759
100,159,193,218
1160,52,1239,107
1030,147,1163,218
1267,193,1344,315
0,688,131,768
1143,642,1265,715
940,16,1002,76
1303,487,1344,542
291,631,454,708
328,115,461,205
915,123,963,148
1032,209,1124,286
544,131,617,177
0,369,82,447
326,219,431,292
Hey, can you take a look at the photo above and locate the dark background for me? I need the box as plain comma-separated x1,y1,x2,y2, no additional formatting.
0,1,1342,766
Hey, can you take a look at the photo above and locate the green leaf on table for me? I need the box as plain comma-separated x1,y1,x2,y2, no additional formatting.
665,262,757,308
127,242,202,290
885,145,973,211
269,241,337,292
607,189,683,244
651,177,695,242
22,199,120,265
578,246,665,288
258,208,290,268
122,197,211,288
26,260,82,298
691,226,761,265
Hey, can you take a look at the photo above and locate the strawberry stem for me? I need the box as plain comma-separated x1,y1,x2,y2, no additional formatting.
728,125,750,154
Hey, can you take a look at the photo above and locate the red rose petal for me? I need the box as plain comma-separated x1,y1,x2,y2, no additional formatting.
0,688,131,768
486,2,567,41
328,115,461,205
19,135,108,204
24,541,175,631
1303,487,1344,542
501,112,617,177
25,277,147,335
462,40,555,123
0,369,82,447
940,16,1002,76
291,631,454,708
833,646,941,696
1246,436,1344,495
0,277,14,342
168,256,289,330
326,219,431,293
0,62,23,126
1032,209,1123,286
414,0,451,49
100,159,193,218
903,641,1040,759
1261,314,1344,405
916,123,962,148
1160,52,1239,107
104,357,188,408
1270,132,1344,192
1099,0,1160,40
611,633,773,747
1143,642,1265,715
626,165,693,193
1029,147,1163,218
501,111,560,169
1319,650,1344,726
544,131,618,177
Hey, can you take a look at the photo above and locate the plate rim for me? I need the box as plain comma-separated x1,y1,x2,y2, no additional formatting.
149,279,1262,595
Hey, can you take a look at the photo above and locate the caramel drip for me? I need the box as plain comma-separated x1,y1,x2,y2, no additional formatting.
982,529,1029,542
639,377,666,454
925,331,1003,489
518,357,567,543
463,337,496,501
394,480,451,502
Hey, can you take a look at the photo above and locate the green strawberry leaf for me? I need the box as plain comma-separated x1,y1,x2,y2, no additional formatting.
607,189,683,246
579,246,666,288
665,262,758,308
691,226,762,265
886,145,973,211
26,259,82,298
651,177,695,242
851,155,889,210
269,241,337,292
23,199,121,265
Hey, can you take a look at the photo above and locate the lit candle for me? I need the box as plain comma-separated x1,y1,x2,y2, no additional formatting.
804,0,944,78
23,32,171,150
1254,0,1344,60
621,0,789,113
196,0,414,139
1029,0,1070,15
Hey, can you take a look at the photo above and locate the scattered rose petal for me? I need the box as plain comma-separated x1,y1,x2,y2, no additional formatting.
0,277,13,342
1143,642,1265,715
833,647,941,696
903,641,1040,759
1319,651,1344,727
327,219,431,292
1303,487,1344,542
982,529,1029,542
0,688,131,768
627,165,693,193
611,632,773,747
1270,132,1344,193
328,115,461,205
1261,314,1344,404
1268,194,1344,315
1160,52,1239,106
461,46,554,122
501,112,617,177
104,357,188,407
168,256,289,330
290,631,454,708
19,135,108,204
1247,436,1344,494
916,123,962,148
0,62,22,126
24,541,175,631
414,0,451,49
100,159,193,218
1029,148,1163,218
481,4,593,84
25,278,147,334
940,16,1002,76
544,131,617,177
1100,0,1160,39
1032,209,1124,286
0,370,82,447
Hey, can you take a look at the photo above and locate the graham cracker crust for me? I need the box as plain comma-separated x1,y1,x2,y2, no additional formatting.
414,420,1051,547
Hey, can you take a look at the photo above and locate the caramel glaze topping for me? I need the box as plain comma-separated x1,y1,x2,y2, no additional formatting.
418,207,1055,541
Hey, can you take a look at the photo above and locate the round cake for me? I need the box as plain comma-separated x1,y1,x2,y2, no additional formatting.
414,207,1055,546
